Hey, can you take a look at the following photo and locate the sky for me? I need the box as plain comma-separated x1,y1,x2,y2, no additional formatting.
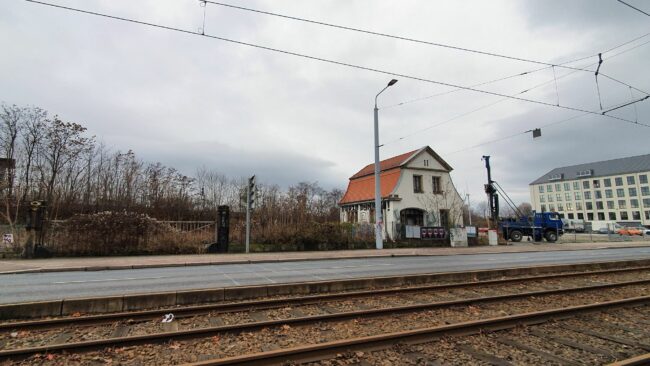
1,0,649,206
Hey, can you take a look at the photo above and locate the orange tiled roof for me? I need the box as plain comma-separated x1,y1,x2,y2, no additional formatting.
350,149,418,179
339,168,402,204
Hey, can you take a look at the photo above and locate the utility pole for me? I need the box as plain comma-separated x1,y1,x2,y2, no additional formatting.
373,79,398,250
245,175,255,253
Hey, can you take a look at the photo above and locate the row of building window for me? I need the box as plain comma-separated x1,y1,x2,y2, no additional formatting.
413,175,442,194
558,210,650,221
540,187,650,203
538,174,649,193
541,198,650,211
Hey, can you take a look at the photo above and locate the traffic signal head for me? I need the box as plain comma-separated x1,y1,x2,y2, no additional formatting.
248,175,256,208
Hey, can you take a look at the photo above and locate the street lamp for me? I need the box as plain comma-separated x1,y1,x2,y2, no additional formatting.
373,78,398,250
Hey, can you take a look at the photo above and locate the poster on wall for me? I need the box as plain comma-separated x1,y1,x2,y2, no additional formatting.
420,227,446,239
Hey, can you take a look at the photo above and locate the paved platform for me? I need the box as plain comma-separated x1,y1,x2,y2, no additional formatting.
1,240,649,274
2,246,650,304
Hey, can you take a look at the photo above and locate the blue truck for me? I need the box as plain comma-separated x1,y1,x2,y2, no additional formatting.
500,211,564,242
482,156,563,243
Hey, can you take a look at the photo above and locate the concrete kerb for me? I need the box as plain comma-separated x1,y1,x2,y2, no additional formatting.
1,243,649,276
2,258,650,320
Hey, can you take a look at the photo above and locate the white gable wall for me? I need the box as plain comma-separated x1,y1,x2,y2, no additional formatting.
384,149,465,237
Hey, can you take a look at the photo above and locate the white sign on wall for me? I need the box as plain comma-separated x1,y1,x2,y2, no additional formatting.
2,233,13,244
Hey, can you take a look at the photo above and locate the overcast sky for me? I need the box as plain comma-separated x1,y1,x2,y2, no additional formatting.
1,0,649,205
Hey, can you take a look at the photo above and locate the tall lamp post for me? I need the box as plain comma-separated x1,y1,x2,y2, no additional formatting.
373,79,398,250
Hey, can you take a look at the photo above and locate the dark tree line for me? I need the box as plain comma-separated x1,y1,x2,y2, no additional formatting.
0,103,343,230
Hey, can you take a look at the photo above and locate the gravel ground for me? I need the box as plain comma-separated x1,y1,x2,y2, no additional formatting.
310,305,650,366
1,284,648,365
2,269,649,351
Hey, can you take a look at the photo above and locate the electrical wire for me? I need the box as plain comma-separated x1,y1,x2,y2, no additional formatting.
445,113,589,155
201,1,649,94
24,0,650,130
382,47,646,147
616,0,650,16
385,32,650,109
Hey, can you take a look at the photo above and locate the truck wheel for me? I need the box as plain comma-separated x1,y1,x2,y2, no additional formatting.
510,230,523,242
545,231,558,242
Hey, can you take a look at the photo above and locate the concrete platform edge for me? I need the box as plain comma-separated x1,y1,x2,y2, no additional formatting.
1,243,649,275
2,258,649,320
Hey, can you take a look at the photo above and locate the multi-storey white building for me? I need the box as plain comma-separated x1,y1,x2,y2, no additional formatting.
529,154,650,226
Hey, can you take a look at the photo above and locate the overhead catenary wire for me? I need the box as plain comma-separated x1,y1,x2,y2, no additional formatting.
386,33,650,109
203,0,637,78
202,0,650,96
616,0,650,16
381,45,646,147
24,0,650,130
445,113,589,155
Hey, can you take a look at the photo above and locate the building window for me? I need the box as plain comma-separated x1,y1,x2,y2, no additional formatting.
604,178,612,187
413,175,423,193
540,195,545,203
549,204,555,211
566,202,573,211
605,189,613,198
629,188,637,197
423,159,429,167
547,184,553,192
595,190,602,199
548,194,553,202
593,180,600,188
578,213,584,220
573,182,580,190
568,213,575,219
645,210,650,220
640,175,648,184
538,185,544,193
615,177,623,186
564,182,570,191
596,201,604,210
584,191,591,200
631,199,639,209
576,202,583,210
587,212,594,220
609,212,617,220
642,186,650,196
541,204,546,212
632,211,641,220
597,212,605,220
432,176,441,193
558,204,564,211
555,183,561,191
621,212,629,220
556,194,562,201
619,200,627,209
586,202,593,210
574,192,581,200
583,181,590,189
617,188,625,197
644,198,650,207
439,209,449,228
565,193,571,201
627,176,636,185
607,201,615,209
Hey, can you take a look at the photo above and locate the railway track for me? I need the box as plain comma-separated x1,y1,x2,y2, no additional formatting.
192,297,650,366
1,267,649,365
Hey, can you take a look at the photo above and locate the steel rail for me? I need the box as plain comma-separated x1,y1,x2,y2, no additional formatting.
607,353,650,366
1,278,649,360
3,265,649,331
184,296,650,366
